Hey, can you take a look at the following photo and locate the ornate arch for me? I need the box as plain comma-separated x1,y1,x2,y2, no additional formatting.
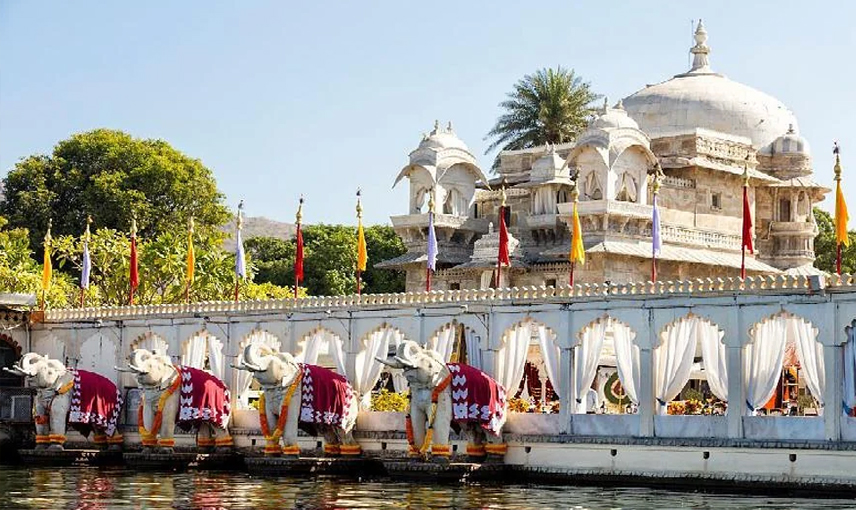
749,310,818,344
0,333,22,358
131,331,170,355
577,315,637,343
658,312,724,347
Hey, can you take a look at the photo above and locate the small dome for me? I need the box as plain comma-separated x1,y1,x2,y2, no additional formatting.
766,124,810,156
418,121,470,151
590,99,639,130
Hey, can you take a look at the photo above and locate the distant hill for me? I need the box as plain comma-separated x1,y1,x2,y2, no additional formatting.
221,216,295,249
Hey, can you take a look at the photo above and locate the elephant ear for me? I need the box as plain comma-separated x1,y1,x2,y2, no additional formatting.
45,359,66,374
19,352,46,376
275,351,296,366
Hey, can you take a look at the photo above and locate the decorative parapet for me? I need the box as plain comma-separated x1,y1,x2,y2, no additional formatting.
43,273,846,322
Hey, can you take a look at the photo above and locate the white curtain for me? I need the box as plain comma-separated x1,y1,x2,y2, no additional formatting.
493,322,531,396
574,320,607,413
532,187,557,215
443,188,468,216
133,334,169,355
744,316,788,414
181,336,207,369
233,332,280,409
429,326,456,362
699,323,728,402
844,328,856,413
654,318,699,415
298,330,347,375
613,322,641,404
465,329,483,370
791,318,824,406
352,328,403,408
208,337,225,381
535,324,561,398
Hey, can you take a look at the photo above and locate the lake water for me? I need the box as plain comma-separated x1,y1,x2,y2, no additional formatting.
0,467,854,509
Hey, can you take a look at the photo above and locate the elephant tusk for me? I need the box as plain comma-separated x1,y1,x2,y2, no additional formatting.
3,367,27,376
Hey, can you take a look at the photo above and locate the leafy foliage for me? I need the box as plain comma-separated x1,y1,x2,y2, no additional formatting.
0,217,75,307
813,207,856,274
485,67,601,169
0,129,230,251
51,228,298,307
245,224,406,296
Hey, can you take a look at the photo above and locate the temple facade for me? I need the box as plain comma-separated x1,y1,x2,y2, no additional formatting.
378,21,829,292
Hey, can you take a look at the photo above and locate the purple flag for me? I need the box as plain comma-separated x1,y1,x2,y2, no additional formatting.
427,211,438,271
652,194,662,256
81,241,91,289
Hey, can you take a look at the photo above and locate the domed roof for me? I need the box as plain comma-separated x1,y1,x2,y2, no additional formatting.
590,99,640,130
418,121,470,152
765,124,810,156
622,20,798,150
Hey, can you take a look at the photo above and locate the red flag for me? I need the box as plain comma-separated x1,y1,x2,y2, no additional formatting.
498,206,510,266
742,186,754,254
295,223,304,283
129,235,139,304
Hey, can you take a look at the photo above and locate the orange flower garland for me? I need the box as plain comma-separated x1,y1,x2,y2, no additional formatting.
138,371,182,441
259,369,303,442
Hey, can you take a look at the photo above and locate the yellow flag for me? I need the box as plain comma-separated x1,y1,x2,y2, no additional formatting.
42,245,52,292
570,201,585,264
186,231,195,283
836,180,850,247
357,220,367,272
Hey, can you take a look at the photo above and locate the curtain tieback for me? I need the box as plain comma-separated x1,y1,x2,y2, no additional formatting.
843,401,852,415
746,400,755,412
656,398,667,407
575,398,582,404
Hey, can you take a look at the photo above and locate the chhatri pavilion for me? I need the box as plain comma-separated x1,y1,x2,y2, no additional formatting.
378,20,829,292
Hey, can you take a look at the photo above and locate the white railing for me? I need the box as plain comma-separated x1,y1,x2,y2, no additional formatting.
42,273,847,322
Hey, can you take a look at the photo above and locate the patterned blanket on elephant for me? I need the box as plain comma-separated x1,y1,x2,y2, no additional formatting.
447,363,507,436
177,366,231,429
67,369,123,436
298,364,354,431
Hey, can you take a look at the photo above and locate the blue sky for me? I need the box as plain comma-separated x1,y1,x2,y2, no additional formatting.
1,1,854,226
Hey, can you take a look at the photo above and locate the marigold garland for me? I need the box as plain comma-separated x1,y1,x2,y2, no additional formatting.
259,369,303,442
138,370,182,440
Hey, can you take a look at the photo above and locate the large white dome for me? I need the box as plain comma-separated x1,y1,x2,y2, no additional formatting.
622,20,797,150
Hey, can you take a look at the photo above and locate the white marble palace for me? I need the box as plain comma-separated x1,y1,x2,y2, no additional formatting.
379,21,829,292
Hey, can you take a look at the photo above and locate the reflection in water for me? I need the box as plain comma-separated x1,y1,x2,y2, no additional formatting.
1,467,855,510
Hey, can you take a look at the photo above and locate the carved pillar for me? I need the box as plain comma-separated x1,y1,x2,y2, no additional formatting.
638,346,654,437
726,345,744,438
823,343,842,440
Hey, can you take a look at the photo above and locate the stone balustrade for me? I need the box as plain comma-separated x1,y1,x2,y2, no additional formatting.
42,273,840,322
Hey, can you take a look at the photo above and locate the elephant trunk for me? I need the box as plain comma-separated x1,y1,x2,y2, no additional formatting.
242,342,272,372
127,349,151,374
18,352,44,377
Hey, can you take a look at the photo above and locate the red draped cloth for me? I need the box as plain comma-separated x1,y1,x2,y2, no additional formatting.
68,369,123,436
447,363,507,436
176,366,231,430
298,364,354,434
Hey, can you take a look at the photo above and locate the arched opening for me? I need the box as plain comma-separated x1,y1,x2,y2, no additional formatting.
353,325,409,409
180,331,225,380
131,332,170,356
233,329,281,409
654,315,727,416
497,319,560,414
574,317,639,415
746,312,823,416
0,334,23,387
426,321,482,369
296,327,346,375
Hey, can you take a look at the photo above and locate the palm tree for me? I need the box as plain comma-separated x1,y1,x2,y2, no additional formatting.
485,67,601,169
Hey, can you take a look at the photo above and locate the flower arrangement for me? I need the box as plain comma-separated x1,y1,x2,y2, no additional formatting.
370,389,409,412
508,397,530,413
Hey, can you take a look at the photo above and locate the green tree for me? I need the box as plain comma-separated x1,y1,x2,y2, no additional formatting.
0,216,75,307
52,228,296,307
485,67,600,169
813,207,856,273
245,224,406,296
0,129,230,251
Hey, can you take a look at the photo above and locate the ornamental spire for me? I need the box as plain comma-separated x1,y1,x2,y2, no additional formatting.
689,19,711,73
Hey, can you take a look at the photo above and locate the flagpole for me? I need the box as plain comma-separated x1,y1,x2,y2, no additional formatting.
235,201,245,302
356,190,364,296
185,217,194,304
80,216,91,308
835,142,848,275
294,197,304,300
41,220,51,310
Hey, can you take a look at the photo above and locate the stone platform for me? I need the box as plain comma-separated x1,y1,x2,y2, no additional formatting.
244,455,384,478
381,460,508,483
123,451,243,471
19,448,124,467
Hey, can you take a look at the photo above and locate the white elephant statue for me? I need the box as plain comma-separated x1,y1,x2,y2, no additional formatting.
121,348,232,452
378,341,508,461
4,352,123,450
235,343,360,457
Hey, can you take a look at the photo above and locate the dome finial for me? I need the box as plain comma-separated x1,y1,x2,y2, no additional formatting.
787,123,795,134
446,121,454,133
689,19,711,72
432,120,440,135
602,97,609,113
